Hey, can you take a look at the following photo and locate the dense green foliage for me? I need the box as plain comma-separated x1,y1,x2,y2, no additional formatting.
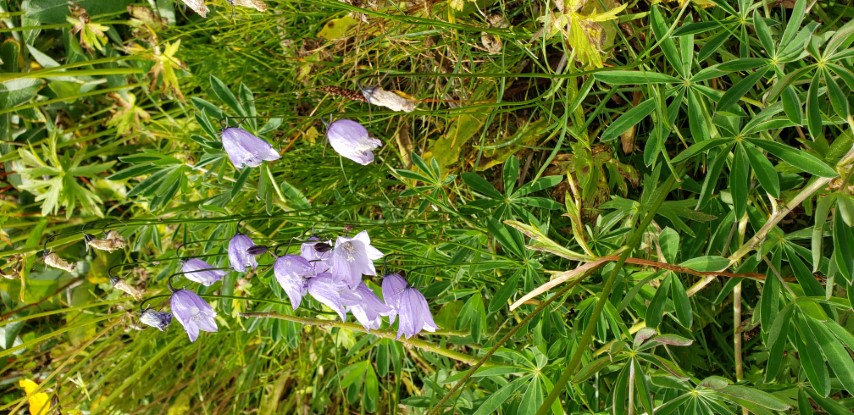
1,0,853,413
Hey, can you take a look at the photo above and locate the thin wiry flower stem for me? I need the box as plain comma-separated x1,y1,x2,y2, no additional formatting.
239,312,492,367
535,174,678,415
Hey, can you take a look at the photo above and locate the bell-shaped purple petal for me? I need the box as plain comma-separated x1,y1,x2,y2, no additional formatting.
228,233,258,272
273,255,311,309
307,273,362,321
140,308,172,332
330,231,383,289
301,240,332,273
327,119,382,165
182,258,227,286
381,273,408,324
170,289,218,342
221,127,281,168
396,287,437,339
348,283,393,330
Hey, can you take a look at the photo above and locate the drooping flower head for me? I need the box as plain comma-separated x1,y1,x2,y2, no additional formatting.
381,273,437,339
326,119,382,165
330,230,383,289
306,273,362,321
228,233,258,272
273,255,312,309
170,289,218,342
221,127,281,168
140,308,172,331
181,258,227,286
348,282,393,330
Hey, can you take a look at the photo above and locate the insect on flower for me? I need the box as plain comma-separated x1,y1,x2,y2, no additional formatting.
326,120,382,165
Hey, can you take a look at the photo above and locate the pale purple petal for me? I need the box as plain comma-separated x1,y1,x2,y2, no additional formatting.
307,273,361,321
301,240,332,273
396,287,437,339
327,119,382,165
221,127,280,168
273,255,311,309
182,258,227,286
228,233,258,272
348,283,393,330
381,273,408,323
170,289,218,342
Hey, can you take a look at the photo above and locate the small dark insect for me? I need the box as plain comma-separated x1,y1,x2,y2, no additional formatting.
313,242,332,253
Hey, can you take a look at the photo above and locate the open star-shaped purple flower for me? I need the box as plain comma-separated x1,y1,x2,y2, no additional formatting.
382,273,437,339
228,233,258,272
221,127,281,168
327,119,382,165
170,289,218,342
330,230,383,289
182,258,226,286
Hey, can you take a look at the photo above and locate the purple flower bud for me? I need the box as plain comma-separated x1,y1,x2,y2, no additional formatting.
182,258,227,286
306,273,361,321
247,245,269,255
330,231,383,289
170,289,218,342
300,240,332,274
140,308,172,331
228,233,258,272
273,255,312,309
381,273,437,339
326,120,382,165
348,283,392,330
221,127,281,168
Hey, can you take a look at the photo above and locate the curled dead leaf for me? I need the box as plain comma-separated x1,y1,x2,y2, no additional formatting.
228,0,268,11
180,0,209,17
112,277,143,300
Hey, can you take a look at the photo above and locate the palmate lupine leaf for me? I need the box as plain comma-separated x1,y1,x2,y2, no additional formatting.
15,142,114,218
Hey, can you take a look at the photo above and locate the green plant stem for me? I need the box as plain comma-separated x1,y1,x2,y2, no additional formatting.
536,174,677,415
239,312,488,367
429,278,583,414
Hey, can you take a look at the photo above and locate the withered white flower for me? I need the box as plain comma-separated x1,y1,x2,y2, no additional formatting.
45,253,76,273
360,86,418,113
87,230,127,252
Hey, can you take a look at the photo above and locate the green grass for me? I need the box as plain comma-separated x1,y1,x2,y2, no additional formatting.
1,0,854,414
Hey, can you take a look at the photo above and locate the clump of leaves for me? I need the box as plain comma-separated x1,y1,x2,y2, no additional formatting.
14,138,115,218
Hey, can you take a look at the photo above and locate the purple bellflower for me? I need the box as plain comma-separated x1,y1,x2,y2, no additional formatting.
307,273,362,321
182,258,226,286
140,308,172,331
330,230,383,289
273,255,312,309
228,233,258,272
348,282,393,330
170,289,218,342
221,127,281,168
327,119,382,165
382,273,437,339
